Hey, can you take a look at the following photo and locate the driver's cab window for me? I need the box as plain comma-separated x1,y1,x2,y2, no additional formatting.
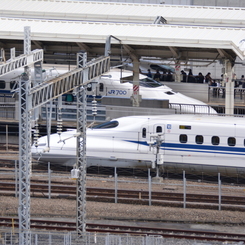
156,126,162,133
99,83,104,92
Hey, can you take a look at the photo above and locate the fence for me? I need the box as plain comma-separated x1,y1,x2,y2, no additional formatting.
0,231,171,245
208,86,245,105
2,85,245,121
3,164,245,211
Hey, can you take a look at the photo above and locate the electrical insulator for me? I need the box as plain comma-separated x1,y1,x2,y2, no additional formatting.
57,107,63,135
57,119,63,135
92,99,97,116
34,124,39,148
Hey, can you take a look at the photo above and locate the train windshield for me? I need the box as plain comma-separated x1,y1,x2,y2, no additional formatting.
139,77,162,88
126,76,162,88
92,120,119,129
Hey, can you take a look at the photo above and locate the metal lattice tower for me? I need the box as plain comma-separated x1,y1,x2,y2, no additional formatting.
12,27,110,244
18,26,32,245
76,52,88,236
18,72,32,245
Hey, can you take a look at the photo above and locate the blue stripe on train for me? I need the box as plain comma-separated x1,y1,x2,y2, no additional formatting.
126,140,245,155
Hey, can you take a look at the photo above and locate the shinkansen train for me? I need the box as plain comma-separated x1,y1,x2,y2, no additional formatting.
32,114,245,177
0,66,216,114
87,68,216,114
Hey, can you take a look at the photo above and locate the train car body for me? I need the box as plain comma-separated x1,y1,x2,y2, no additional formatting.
91,68,216,114
0,67,216,114
32,114,245,177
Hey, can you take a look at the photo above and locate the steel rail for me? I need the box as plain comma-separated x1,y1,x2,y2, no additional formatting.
0,216,244,242
1,181,245,209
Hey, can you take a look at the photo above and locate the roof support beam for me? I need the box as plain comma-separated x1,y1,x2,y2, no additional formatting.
76,42,93,54
153,16,167,24
105,35,121,57
123,44,141,107
168,46,180,59
123,44,139,63
0,42,6,49
32,40,43,50
217,49,235,65
224,59,234,115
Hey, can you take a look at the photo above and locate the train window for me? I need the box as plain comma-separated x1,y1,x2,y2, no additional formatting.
212,136,220,145
156,126,162,133
99,83,104,92
87,83,92,91
165,91,175,95
92,120,119,129
228,137,236,146
0,80,5,89
142,128,146,138
179,125,191,130
139,77,162,88
196,135,203,144
179,134,187,143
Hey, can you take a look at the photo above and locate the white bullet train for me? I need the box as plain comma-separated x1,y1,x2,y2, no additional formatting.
0,65,216,114
90,68,216,114
32,114,245,177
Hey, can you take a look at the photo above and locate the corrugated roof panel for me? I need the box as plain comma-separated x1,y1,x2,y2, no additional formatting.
0,17,244,59
0,0,244,27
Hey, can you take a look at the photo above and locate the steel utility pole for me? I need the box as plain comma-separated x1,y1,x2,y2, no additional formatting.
76,52,88,236
18,26,33,245
15,26,110,244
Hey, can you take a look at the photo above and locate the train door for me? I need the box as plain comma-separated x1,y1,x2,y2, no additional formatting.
138,124,149,153
138,123,165,154
151,124,165,170
152,124,165,154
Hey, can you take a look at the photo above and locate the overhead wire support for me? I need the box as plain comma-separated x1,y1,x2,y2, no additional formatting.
16,27,110,244
76,51,88,237
0,49,43,76
18,26,32,245
30,55,110,109
18,71,32,245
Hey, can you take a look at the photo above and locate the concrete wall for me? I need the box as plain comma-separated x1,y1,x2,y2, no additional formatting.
164,82,209,103
102,97,169,108
102,97,174,120
105,105,176,120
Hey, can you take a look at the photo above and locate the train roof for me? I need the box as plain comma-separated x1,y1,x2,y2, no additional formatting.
111,114,245,126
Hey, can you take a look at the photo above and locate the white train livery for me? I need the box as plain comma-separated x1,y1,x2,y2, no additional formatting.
0,66,216,114
32,114,245,177
90,68,216,114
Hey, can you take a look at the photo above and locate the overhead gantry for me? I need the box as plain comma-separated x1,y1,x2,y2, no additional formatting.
0,48,43,76
0,27,110,245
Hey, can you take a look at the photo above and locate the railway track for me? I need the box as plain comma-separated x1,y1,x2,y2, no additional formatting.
1,181,245,210
0,156,154,176
0,216,244,242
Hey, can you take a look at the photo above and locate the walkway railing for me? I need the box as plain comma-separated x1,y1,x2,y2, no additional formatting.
208,86,245,105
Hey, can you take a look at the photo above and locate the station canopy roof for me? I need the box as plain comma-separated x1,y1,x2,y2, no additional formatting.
1,0,245,27
0,0,244,65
